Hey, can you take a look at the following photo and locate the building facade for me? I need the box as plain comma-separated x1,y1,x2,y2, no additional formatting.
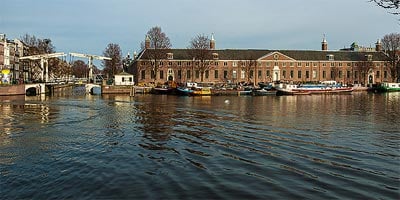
0,34,29,84
129,37,391,86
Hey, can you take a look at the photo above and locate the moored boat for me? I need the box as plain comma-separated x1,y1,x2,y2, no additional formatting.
191,87,212,96
368,82,400,93
276,81,353,95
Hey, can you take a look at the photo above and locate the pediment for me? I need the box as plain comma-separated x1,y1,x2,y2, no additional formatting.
258,51,296,61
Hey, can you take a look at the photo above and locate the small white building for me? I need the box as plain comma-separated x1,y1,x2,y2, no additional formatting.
114,71,134,85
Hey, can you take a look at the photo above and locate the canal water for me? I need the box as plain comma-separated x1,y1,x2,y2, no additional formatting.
0,90,399,199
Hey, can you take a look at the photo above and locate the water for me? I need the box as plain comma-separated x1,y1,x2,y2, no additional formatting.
0,90,399,199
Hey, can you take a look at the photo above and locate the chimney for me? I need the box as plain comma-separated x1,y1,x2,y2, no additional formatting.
145,35,150,49
210,33,215,50
375,39,382,52
321,35,328,51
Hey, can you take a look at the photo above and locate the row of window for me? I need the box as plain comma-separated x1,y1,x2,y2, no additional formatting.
140,69,389,80
140,61,386,68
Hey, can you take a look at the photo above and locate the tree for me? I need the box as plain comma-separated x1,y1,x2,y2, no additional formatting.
188,34,212,82
369,0,399,15
142,26,171,82
381,33,400,82
102,43,122,78
20,33,55,55
72,60,88,78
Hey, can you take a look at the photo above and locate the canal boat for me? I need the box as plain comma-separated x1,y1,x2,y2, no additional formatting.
191,87,212,96
368,82,400,93
176,87,194,96
252,88,277,96
276,81,353,95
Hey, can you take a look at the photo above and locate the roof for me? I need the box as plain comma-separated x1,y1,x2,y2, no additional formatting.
136,48,390,62
115,71,133,76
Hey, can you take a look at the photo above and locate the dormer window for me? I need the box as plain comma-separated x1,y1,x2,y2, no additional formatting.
366,54,373,61
212,53,219,60
327,54,334,61
167,53,173,60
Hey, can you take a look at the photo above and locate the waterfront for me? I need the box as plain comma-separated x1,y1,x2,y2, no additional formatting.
0,92,399,199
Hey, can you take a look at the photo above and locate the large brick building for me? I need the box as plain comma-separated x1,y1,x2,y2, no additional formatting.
129,36,391,86
0,34,29,84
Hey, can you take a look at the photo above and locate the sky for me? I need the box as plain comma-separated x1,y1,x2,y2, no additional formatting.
1,0,399,64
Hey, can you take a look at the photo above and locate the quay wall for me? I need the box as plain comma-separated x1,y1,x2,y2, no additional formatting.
0,85,25,96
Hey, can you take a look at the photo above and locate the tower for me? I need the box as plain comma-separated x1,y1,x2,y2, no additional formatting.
145,35,150,49
210,33,215,50
322,35,328,51
375,39,382,52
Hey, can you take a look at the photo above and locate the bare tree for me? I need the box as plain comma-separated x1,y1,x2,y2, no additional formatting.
72,60,88,78
143,26,171,82
188,34,212,82
370,0,399,15
102,43,122,78
381,33,400,82
20,34,55,55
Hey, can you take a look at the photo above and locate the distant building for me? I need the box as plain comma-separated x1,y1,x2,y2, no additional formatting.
128,36,391,86
114,71,134,85
0,34,29,84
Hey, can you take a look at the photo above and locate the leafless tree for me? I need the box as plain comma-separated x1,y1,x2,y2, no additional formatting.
370,0,399,15
188,34,212,82
102,43,122,78
142,26,171,82
72,60,88,78
20,34,55,55
381,33,400,82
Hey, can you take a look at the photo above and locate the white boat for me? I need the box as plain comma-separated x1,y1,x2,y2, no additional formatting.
276,81,353,95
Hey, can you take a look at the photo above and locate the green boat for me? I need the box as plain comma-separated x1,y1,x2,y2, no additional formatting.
369,82,400,92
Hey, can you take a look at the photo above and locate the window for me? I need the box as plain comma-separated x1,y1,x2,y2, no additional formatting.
195,70,199,78
347,71,351,79
141,70,145,80
168,62,172,66
322,63,326,67
354,71,358,79
205,70,209,79
290,62,294,67
266,62,270,67
266,70,270,77
290,70,294,78
167,53,173,60
339,71,343,78
366,55,373,61
214,62,219,66
339,63,342,67
298,71,302,78
129,77,132,82
250,70,254,79
151,70,155,79
178,70,182,79
283,70,286,79
187,70,191,79
233,70,237,79
212,53,219,60
283,62,286,67
224,70,228,79
186,62,191,66
331,63,335,67
258,70,262,79
178,61,182,66
306,71,310,78
224,62,228,66
122,77,125,82
376,71,380,78
312,70,317,79
297,62,302,67
322,71,326,78
306,62,310,67
384,71,388,79
330,70,334,79
241,70,245,79
313,62,317,67
160,61,163,66
233,61,237,67
327,54,334,61
160,70,164,79
214,70,219,79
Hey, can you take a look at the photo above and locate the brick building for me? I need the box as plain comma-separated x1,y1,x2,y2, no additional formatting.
128,36,391,86
0,34,29,84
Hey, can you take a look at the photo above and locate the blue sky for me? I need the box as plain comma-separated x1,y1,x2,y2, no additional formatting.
2,0,398,59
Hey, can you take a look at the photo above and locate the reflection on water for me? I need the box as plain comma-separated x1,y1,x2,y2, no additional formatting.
0,92,399,199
